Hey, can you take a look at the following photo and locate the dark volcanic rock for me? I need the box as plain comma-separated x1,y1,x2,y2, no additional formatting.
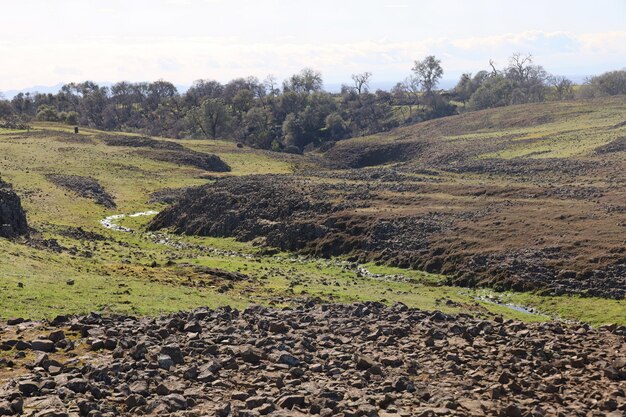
595,136,626,154
147,174,430,264
46,174,116,209
149,168,626,298
0,179,28,238
100,135,186,151
137,149,231,172
30,339,55,353
2,303,626,416
147,175,339,250
324,140,421,169
148,187,194,204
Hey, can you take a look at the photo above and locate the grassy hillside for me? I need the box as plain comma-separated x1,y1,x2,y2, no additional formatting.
320,96,626,285
328,95,626,162
1,96,626,326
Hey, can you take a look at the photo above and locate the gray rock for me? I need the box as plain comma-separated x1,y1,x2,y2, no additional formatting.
160,344,184,365
277,353,300,367
158,354,174,370
47,331,65,343
276,395,305,409
245,396,266,409
31,340,55,353
65,378,89,394
18,381,39,396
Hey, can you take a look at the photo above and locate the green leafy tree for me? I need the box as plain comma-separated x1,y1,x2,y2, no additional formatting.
64,111,80,125
468,75,513,110
188,98,231,139
232,89,255,119
282,113,304,148
412,55,443,95
283,68,323,94
452,71,489,107
36,104,60,122
324,112,349,140
184,79,224,107
0,100,14,120
239,107,275,148
580,70,626,97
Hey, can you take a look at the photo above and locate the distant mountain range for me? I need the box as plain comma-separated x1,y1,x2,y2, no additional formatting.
1,83,67,99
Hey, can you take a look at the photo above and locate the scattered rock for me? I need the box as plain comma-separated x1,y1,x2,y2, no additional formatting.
1,303,625,416
30,340,55,353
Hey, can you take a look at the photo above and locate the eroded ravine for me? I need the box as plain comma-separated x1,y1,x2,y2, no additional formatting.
99,210,545,319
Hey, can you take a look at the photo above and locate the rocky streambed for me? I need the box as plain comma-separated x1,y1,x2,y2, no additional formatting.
1,302,626,417
100,211,159,233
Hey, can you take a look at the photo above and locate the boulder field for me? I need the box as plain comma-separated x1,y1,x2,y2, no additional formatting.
1,302,625,416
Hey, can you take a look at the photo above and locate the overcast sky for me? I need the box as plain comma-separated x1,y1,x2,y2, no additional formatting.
1,0,625,92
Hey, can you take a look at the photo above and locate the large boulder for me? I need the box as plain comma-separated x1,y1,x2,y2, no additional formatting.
0,179,28,238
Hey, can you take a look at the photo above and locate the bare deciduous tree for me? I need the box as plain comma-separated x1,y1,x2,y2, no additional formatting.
507,53,535,83
351,72,372,95
412,56,443,95
263,75,279,97
548,75,574,100
488,59,499,76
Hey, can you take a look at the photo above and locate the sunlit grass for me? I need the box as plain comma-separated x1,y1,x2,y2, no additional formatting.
2,107,626,326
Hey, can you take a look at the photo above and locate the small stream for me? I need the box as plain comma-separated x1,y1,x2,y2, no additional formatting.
98,210,410,282
473,295,541,316
100,210,159,232
100,210,544,318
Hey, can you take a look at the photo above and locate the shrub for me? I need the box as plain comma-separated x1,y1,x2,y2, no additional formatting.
284,145,302,155
36,105,59,122
65,111,80,125
581,70,626,97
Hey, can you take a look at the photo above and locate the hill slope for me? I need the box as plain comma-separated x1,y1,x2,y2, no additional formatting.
152,96,626,298
1,98,626,326
2,101,626,417
1,123,543,325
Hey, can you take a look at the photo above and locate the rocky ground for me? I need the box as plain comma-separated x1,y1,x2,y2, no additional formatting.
100,135,231,172
46,175,117,209
147,168,626,299
143,99,626,299
100,136,188,151
1,302,626,417
137,150,231,173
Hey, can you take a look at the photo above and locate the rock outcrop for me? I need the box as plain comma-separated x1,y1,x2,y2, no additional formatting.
46,174,117,209
100,135,231,172
0,179,28,238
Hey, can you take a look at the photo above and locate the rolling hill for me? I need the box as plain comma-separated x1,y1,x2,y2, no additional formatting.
0,96,625,326
2,97,626,417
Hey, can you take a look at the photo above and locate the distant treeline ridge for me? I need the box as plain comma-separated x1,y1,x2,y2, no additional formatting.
1,54,624,152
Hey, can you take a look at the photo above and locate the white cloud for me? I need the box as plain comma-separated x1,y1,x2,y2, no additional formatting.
1,30,625,91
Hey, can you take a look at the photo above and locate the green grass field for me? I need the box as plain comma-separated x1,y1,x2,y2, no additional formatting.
2,99,626,326
436,97,626,159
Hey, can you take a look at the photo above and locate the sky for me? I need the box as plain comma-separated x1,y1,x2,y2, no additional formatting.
1,0,625,94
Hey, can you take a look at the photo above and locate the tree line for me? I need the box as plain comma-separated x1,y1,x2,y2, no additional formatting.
1,54,624,152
